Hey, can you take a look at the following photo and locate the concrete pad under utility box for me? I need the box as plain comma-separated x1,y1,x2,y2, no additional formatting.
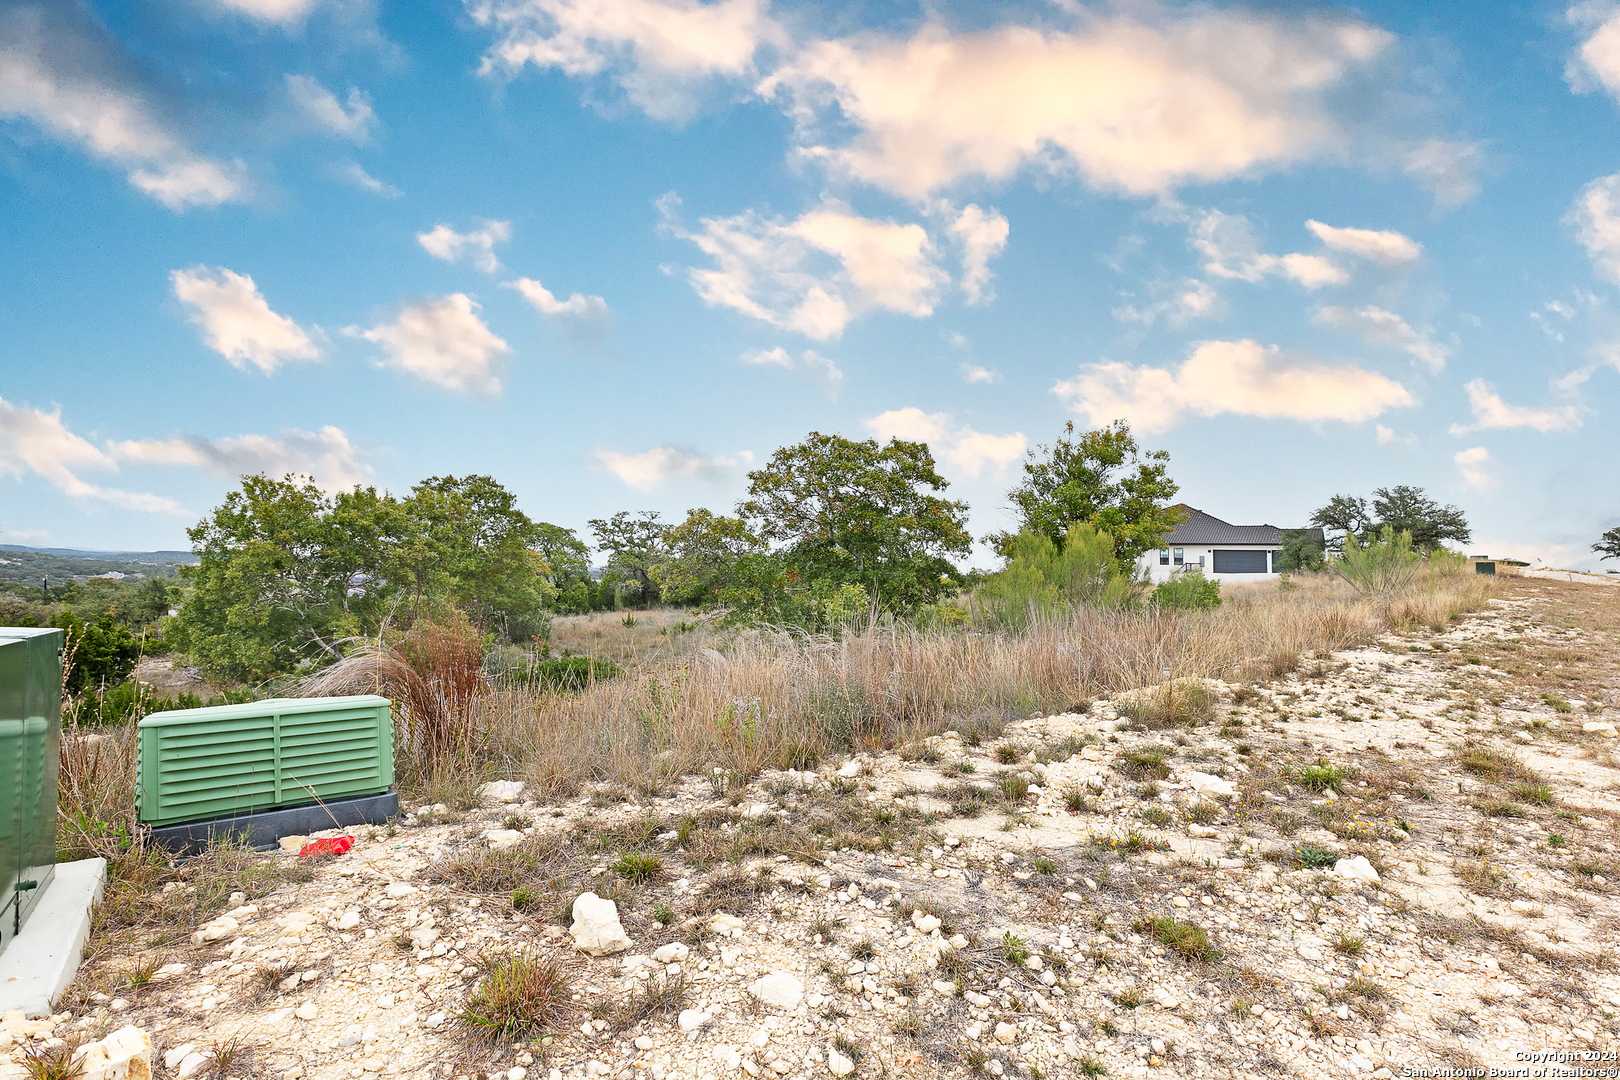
0,857,106,1017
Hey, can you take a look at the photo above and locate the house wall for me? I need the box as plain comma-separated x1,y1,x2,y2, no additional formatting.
1137,546,1283,584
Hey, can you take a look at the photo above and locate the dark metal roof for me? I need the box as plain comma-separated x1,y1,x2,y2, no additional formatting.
1162,506,1324,547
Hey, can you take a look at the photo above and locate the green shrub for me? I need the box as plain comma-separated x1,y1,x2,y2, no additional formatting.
1276,529,1326,573
529,657,623,692
1149,569,1220,611
976,524,1137,628
1328,526,1421,593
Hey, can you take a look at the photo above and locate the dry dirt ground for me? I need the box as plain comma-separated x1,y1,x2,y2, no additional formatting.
7,576,1620,1080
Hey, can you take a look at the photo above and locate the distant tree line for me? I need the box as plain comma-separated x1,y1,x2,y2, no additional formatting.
60,419,1486,686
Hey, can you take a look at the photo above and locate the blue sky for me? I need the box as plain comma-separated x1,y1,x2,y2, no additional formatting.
2,0,1618,570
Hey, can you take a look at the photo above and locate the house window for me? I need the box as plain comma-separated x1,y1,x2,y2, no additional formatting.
1198,555,1206,568
1173,548,1184,564
1159,550,1170,565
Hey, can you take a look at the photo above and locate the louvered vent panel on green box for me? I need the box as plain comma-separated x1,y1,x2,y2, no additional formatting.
137,695,392,828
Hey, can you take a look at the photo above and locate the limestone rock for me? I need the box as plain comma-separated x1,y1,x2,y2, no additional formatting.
826,1046,855,1076
73,1025,152,1080
677,1009,711,1032
481,780,527,803
1184,771,1236,798
652,942,690,964
570,892,631,956
190,916,238,945
708,913,745,935
1333,855,1380,884
749,972,804,1010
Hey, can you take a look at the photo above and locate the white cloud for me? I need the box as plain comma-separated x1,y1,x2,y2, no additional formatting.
286,74,376,140
0,526,50,544
1376,424,1397,445
663,195,949,340
592,445,751,491
417,220,512,273
1304,220,1422,263
0,6,246,209
864,407,1025,478
509,278,609,321
960,363,1000,385
1448,379,1582,435
111,426,370,491
1572,171,1620,283
1401,139,1481,206
171,266,318,374
948,204,1009,305
472,0,779,121
1052,339,1413,433
196,0,322,24
336,161,399,197
740,346,843,398
510,278,612,351
759,11,1391,200
1113,278,1220,327
1277,253,1349,288
1567,3,1620,102
1313,305,1448,372
1454,446,1492,491
0,397,185,514
1186,208,1347,290
352,294,511,395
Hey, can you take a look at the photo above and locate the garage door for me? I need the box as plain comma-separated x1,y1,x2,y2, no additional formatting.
1212,549,1269,573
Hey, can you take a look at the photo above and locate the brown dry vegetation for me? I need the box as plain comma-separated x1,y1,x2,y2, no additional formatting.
293,570,1494,799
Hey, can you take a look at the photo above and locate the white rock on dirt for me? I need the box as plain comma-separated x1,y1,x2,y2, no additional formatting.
570,893,631,955
189,916,237,945
826,1045,855,1076
749,972,804,1010
1582,721,1619,737
677,1009,711,1032
707,913,745,934
483,829,524,850
1184,770,1236,798
652,942,690,964
71,1025,151,1080
1334,855,1381,884
481,780,527,803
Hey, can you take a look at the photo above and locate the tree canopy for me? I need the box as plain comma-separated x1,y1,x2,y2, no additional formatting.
996,420,1182,565
1310,486,1470,553
739,432,972,613
1593,526,1620,562
588,510,667,606
168,473,582,682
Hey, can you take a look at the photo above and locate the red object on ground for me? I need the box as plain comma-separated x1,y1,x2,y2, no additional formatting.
299,835,354,857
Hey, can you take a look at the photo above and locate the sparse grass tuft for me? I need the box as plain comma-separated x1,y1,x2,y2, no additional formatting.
457,947,579,1044
1134,915,1220,962
1296,761,1351,792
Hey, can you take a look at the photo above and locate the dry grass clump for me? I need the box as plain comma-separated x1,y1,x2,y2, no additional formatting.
459,571,1488,796
296,612,485,769
458,947,580,1044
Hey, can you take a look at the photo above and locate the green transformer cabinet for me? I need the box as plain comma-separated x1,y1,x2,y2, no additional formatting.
0,629,61,954
137,695,397,850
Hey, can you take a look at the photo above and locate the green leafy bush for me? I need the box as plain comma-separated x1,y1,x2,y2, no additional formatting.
55,611,141,694
1149,568,1220,610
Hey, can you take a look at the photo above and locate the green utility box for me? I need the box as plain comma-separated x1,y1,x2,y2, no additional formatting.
137,695,396,850
1475,561,1496,576
0,629,61,954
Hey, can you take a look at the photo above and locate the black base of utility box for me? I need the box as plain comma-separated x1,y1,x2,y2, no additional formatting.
146,792,401,854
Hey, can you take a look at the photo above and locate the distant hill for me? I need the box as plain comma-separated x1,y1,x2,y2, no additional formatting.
0,544,197,587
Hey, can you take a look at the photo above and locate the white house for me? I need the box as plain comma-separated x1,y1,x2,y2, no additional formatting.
1138,506,1324,585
